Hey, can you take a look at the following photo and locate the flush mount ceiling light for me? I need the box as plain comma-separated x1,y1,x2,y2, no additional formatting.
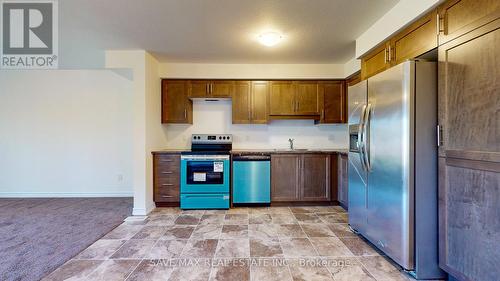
257,32,283,47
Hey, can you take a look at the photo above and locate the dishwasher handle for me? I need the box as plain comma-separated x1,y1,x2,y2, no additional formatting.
233,155,271,161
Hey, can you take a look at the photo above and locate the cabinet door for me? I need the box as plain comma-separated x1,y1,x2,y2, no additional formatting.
271,154,300,201
361,42,390,80
232,81,251,124
438,0,500,45
301,154,330,201
211,80,234,98
295,82,320,115
189,80,209,98
269,81,296,115
162,80,192,123
319,81,345,123
339,154,348,207
251,81,269,124
154,154,180,203
391,10,438,64
438,18,500,281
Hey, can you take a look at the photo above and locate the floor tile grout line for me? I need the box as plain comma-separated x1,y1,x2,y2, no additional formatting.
123,258,144,281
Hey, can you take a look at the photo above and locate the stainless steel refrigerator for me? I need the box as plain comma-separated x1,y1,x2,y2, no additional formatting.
348,60,445,279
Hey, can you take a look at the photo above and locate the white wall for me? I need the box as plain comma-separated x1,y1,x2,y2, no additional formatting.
355,0,442,58
164,100,348,150
159,63,346,79
106,50,168,216
0,70,134,197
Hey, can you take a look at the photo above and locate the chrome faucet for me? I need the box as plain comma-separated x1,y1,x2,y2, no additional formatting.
288,138,295,150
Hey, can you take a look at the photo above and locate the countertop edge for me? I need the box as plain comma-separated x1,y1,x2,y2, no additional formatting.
151,149,348,155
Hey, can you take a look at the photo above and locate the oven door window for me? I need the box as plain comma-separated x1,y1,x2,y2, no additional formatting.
186,161,224,185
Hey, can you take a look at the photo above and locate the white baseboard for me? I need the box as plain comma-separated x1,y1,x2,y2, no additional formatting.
133,202,156,216
0,192,133,198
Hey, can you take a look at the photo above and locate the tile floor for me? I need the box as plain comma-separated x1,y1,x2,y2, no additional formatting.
43,206,416,281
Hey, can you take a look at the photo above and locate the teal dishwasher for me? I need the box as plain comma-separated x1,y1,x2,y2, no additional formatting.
232,154,271,203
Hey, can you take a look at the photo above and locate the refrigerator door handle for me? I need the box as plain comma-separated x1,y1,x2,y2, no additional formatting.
362,103,372,171
358,104,367,170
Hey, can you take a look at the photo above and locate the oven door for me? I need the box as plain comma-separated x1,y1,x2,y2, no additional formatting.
180,155,230,194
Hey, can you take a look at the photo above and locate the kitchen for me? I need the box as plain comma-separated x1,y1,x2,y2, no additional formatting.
0,0,498,281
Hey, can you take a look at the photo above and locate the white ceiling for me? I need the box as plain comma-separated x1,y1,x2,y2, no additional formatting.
60,0,399,64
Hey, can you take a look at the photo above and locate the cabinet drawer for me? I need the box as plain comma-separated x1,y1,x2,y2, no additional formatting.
155,186,179,202
155,155,180,169
156,175,180,185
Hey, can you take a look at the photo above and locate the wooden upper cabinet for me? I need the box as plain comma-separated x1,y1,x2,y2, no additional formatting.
161,80,192,124
251,81,269,124
438,0,500,45
271,154,301,201
391,9,438,65
318,81,346,124
361,42,391,80
232,81,252,124
232,81,268,124
301,154,330,201
295,82,320,115
189,80,210,98
269,81,296,115
188,80,234,98
211,80,234,98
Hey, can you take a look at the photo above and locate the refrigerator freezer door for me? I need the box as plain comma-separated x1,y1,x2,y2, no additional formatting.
347,80,368,233
348,80,368,126
366,61,415,270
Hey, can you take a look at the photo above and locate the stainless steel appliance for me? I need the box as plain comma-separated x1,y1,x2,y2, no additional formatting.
232,154,271,204
180,134,232,209
348,61,445,279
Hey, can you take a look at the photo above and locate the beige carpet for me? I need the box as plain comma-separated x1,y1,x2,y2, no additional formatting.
0,197,132,281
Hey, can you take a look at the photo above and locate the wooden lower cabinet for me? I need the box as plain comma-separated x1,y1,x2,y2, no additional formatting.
153,153,180,203
271,153,332,202
437,16,500,281
337,154,348,208
301,154,330,201
271,154,301,201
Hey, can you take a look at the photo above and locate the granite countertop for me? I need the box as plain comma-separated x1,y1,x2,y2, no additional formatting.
152,149,348,155
231,149,349,155
151,149,187,154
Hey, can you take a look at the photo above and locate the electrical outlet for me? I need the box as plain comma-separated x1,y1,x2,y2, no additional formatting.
117,174,124,183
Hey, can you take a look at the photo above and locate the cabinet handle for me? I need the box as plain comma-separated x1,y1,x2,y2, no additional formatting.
162,183,174,186
161,171,173,174
384,48,387,63
388,45,392,62
184,109,187,119
161,195,173,198
206,84,209,94
160,159,173,162
211,83,214,94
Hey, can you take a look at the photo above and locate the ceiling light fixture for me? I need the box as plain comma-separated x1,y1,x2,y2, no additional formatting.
257,32,283,47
